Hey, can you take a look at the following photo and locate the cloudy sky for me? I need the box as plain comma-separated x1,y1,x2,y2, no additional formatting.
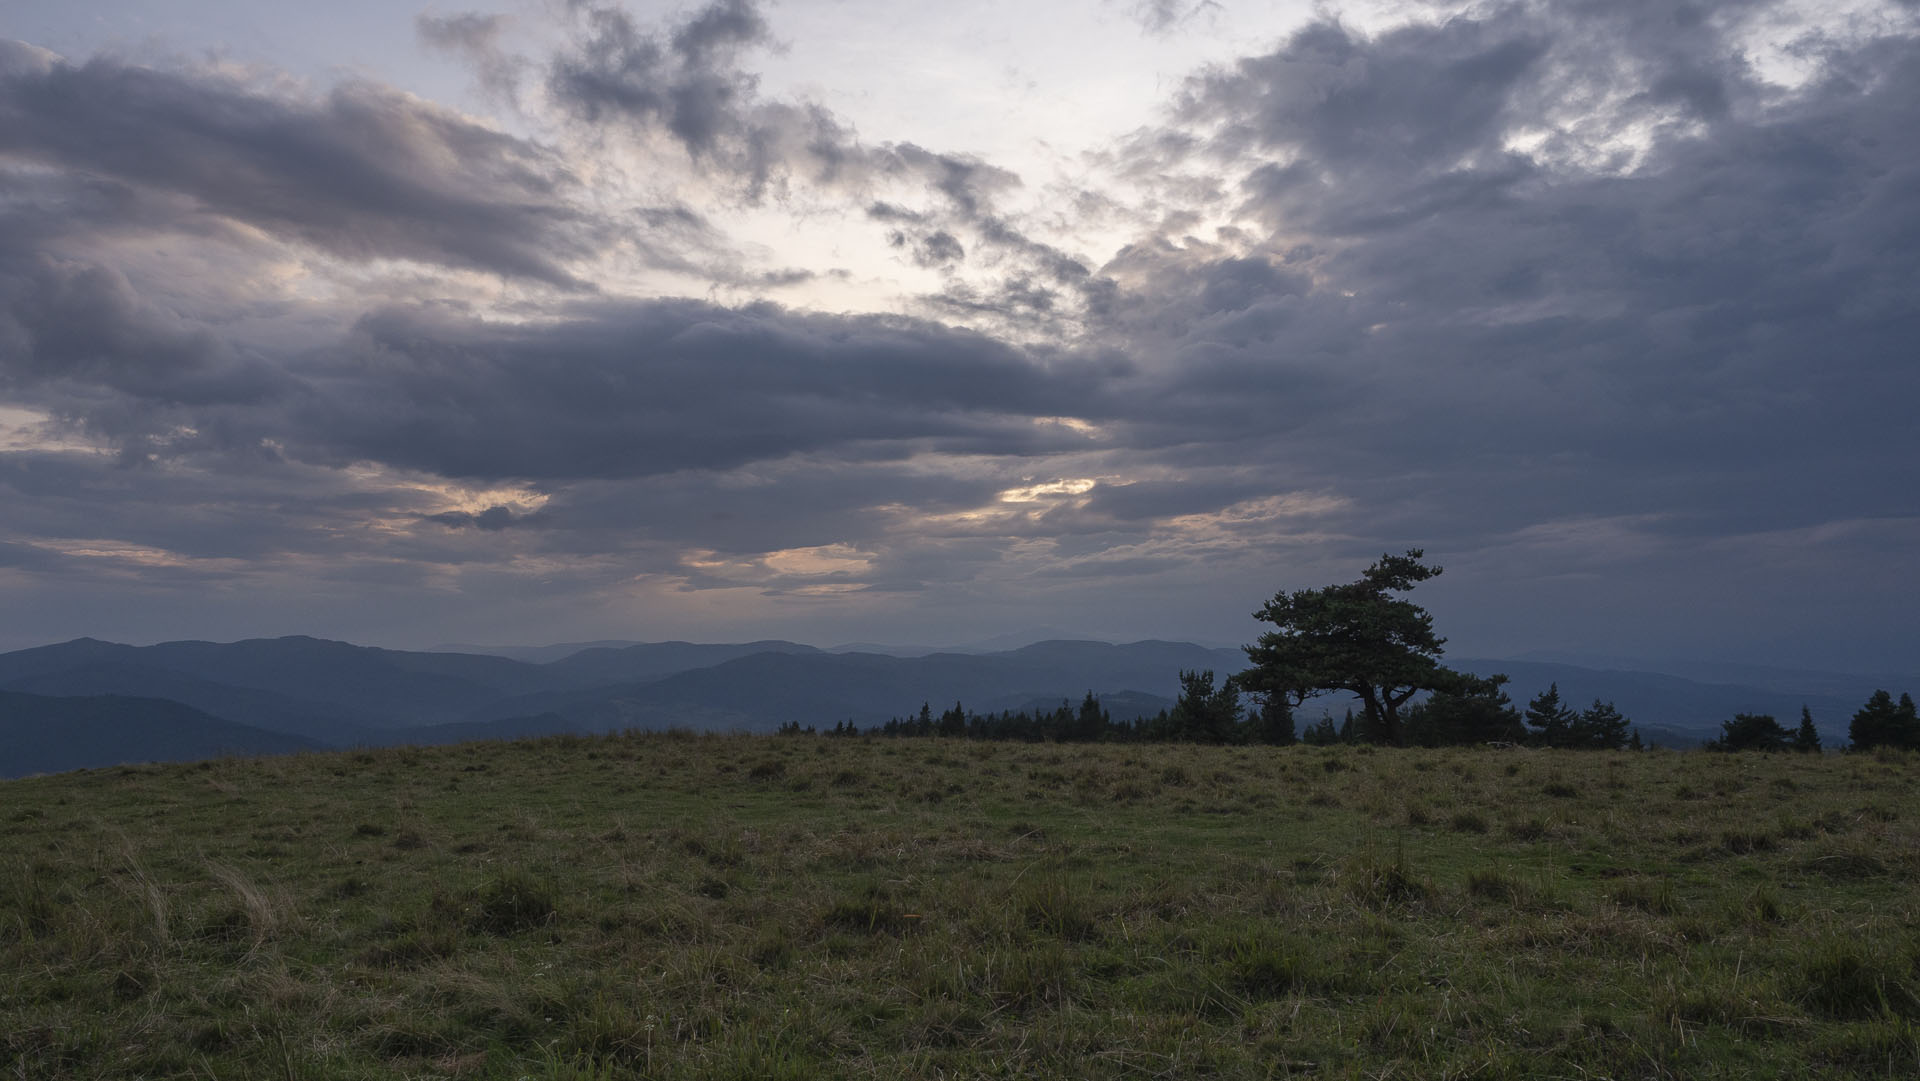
2,0,1916,669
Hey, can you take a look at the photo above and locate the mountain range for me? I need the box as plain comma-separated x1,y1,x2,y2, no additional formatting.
0,634,1911,777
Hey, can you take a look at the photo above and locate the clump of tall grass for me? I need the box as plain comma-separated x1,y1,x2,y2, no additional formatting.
467,867,557,935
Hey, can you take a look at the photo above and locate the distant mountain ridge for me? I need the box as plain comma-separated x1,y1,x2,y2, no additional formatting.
0,690,320,777
538,640,824,687
0,635,551,726
429,640,645,664
0,635,1240,775
1507,651,1920,703
1,633,1911,776
481,640,1240,735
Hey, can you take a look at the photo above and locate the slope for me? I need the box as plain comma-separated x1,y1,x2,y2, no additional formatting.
0,690,320,777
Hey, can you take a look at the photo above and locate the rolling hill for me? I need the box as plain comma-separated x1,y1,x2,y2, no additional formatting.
2,633,1912,774
0,690,320,777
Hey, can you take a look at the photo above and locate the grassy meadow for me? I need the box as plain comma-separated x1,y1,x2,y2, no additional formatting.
4,734,1919,1079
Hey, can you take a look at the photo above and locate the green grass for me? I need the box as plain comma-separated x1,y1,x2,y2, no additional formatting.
4,735,1919,1078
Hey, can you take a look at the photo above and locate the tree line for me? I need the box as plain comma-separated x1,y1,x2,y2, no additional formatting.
782,674,1297,745
779,550,1915,752
781,680,1914,752
1234,549,1914,753
1705,691,1920,753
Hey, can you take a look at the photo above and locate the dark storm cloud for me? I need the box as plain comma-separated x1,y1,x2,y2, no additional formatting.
528,465,1005,553
1,259,248,399
1104,1,1920,545
0,45,593,285
288,298,1116,481
0,251,295,462
1,184,1134,538
9,274,1119,486
0,446,407,566
1183,16,1547,174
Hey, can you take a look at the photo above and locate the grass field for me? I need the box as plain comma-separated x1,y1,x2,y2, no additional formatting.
4,734,1919,1079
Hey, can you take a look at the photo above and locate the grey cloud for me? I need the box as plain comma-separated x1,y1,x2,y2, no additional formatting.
547,0,770,158
866,201,924,224
540,3,1115,321
279,298,1117,483
4,235,1122,485
1100,1,1920,553
890,229,965,268
1121,2,1221,36
5,3,1916,662
529,465,1005,556
417,12,527,103
0,49,594,284
1185,17,1547,174
1081,478,1274,523
1195,257,1307,314
545,7,989,206
427,505,529,531
1036,555,1185,580
0,447,414,566
670,0,771,60
0,256,294,464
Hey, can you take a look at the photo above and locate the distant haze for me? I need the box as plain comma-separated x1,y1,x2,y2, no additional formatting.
2,1,1915,672
5,632,1910,774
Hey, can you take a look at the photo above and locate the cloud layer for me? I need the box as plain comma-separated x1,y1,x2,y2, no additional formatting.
1,1,1916,668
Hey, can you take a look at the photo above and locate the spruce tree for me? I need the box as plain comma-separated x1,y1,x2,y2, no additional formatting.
1573,699,1631,750
1301,716,1339,745
1525,684,1577,747
1247,693,1296,745
1405,673,1523,746
1167,670,1242,744
938,701,967,737
1712,713,1791,752
1793,706,1821,753
1074,691,1109,742
1849,690,1906,750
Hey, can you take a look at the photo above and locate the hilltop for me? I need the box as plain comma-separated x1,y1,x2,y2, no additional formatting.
3,735,1917,1078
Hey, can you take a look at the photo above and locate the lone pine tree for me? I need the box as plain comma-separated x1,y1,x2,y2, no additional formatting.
1239,550,1477,746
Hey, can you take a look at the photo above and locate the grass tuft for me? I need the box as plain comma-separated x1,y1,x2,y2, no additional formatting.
1343,850,1428,909
467,867,558,935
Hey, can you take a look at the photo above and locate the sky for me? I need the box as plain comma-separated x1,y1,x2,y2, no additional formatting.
1,0,1917,671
